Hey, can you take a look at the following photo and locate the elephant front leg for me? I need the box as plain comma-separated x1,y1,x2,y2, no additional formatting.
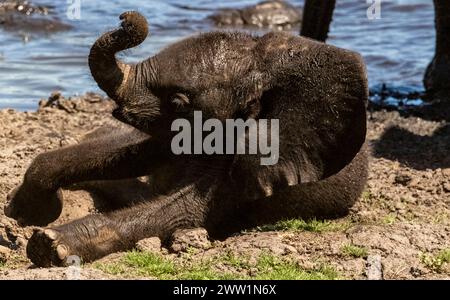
26,179,218,267
4,127,161,226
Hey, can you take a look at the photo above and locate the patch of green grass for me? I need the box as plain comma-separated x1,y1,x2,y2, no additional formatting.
0,253,28,270
95,261,128,275
177,264,238,280
253,253,339,280
125,251,177,277
420,248,450,272
255,218,351,233
431,213,449,224
361,190,373,202
96,251,341,280
95,251,235,280
340,244,368,258
382,214,396,225
184,246,200,256
220,251,251,270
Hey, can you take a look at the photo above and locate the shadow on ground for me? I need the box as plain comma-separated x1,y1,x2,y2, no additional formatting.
372,100,450,171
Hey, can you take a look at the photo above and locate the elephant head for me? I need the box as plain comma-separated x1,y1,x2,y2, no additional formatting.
89,11,368,198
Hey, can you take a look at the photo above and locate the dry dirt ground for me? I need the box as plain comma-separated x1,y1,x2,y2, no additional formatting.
0,93,449,280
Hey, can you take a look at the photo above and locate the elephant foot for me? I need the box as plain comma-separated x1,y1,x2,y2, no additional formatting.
5,185,63,226
424,56,450,98
26,228,70,267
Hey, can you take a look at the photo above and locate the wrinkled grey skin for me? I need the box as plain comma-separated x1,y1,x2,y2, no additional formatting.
5,11,369,267
0,0,71,33
209,0,302,29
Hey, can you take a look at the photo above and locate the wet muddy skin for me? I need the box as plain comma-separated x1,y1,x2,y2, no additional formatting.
209,0,302,30
0,0,71,33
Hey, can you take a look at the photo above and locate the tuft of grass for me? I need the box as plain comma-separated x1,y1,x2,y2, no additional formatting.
431,213,449,224
125,251,177,277
95,251,340,280
95,251,236,280
220,251,251,270
382,214,396,225
361,190,373,201
340,244,368,258
95,261,128,275
253,253,339,280
255,218,351,233
420,248,450,273
0,253,28,270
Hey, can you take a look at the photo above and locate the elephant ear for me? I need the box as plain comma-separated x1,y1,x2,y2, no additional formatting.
229,37,368,200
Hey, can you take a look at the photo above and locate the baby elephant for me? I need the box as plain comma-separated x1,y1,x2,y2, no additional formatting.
5,11,368,267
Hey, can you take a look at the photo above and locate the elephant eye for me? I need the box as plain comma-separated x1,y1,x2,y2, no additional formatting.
171,93,190,113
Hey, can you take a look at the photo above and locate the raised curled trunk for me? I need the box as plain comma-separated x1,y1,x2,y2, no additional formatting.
88,12,149,100
424,0,450,98
300,0,336,42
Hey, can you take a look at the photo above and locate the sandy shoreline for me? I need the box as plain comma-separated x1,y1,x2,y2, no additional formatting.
0,92,449,279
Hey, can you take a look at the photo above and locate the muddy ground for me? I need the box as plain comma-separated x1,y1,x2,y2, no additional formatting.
0,92,449,280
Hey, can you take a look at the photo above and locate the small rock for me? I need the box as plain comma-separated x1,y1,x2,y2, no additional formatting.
38,99,48,108
59,136,78,147
443,182,450,193
15,237,27,249
283,245,298,255
423,171,433,179
366,255,383,280
136,237,162,253
394,174,412,186
0,234,9,247
442,168,450,177
58,100,76,113
0,245,11,264
171,228,211,253
394,202,405,211
410,266,427,278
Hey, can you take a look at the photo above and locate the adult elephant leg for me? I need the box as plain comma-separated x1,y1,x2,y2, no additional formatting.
4,127,165,226
300,0,336,42
424,0,450,99
26,175,222,267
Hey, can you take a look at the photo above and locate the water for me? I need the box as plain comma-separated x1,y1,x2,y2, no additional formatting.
0,0,435,110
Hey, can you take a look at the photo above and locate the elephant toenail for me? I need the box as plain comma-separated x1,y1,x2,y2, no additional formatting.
56,244,69,260
44,229,58,240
